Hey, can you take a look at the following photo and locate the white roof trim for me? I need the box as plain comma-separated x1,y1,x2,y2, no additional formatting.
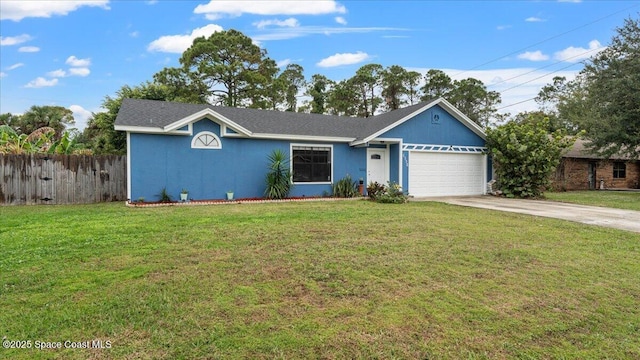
114,125,190,135
163,108,253,136
356,98,486,145
251,133,355,142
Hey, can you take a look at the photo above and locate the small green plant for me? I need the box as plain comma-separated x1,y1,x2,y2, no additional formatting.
375,182,408,204
332,174,358,197
181,188,188,194
137,197,145,203
157,187,172,202
367,181,407,203
265,149,292,199
366,181,386,200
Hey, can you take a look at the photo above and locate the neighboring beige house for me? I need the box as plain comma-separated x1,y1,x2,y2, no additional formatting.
552,139,640,191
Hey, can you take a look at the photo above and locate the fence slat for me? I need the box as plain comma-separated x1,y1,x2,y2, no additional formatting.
0,154,127,205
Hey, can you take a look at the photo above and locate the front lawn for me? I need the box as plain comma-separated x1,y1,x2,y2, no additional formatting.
545,190,640,211
1,201,639,359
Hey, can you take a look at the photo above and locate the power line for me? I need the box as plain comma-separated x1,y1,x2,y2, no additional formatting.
487,46,603,89
498,61,583,95
453,3,639,78
497,97,536,111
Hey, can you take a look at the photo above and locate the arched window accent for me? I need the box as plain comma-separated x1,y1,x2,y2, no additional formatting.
191,131,222,149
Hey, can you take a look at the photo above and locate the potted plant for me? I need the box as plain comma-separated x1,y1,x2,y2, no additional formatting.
226,190,234,201
358,177,365,195
180,188,188,201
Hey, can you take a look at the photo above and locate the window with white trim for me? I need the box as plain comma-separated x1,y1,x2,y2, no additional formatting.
292,145,332,183
191,131,221,149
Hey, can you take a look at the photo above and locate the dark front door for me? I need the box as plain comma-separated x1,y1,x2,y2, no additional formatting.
588,161,597,190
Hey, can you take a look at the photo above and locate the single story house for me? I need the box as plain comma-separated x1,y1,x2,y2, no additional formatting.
552,138,640,190
114,97,491,201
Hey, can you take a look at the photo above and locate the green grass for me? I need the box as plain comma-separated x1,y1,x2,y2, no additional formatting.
545,190,640,211
1,201,639,359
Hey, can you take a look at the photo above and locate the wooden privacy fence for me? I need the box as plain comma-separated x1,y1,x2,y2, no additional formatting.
0,154,126,205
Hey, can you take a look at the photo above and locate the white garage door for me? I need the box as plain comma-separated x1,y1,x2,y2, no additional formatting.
409,152,485,197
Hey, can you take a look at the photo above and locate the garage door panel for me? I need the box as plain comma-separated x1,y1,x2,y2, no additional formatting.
409,152,485,197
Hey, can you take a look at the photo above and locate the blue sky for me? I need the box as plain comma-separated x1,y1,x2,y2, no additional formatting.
1,0,638,130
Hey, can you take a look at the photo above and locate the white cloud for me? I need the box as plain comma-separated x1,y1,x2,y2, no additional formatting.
25,77,58,88
69,105,92,131
558,0,581,3
317,51,370,67
66,55,91,67
47,69,67,77
277,58,292,68
47,67,90,77
252,26,404,42
496,25,511,31
0,0,109,21
194,0,346,18
68,67,90,77
7,63,24,70
554,40,605,63
148,24,223,53
129,31,140,38
0,34,33,46
525,17,545,22
517,50,549,61
253,18,300,29
335,16,347,25
407,67,581,116
0,72,6,78
18,46,40,52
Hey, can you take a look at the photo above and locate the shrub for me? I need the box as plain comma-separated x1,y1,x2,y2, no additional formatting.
366,181,386,200
367,181,407,204
332,174,359,197
486,118,577,198
157,187,172,202
264,149,292,199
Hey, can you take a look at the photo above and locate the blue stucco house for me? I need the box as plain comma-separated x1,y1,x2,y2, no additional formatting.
114,97,490,201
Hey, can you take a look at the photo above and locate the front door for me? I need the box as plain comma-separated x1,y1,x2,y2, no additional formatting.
588,161,597,190
367,148,389,185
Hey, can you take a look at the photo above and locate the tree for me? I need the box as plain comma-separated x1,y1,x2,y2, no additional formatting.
153,67,210,104
420,70,501,127
83,82,176,154
404,70,422,106
326,78,359,116
180,29,278,108
381,65,408,111
351,63,384,117
421,69,453,100
575,16,640,159
278,64,306,112
304,74,333,114
486,117,576,198
0,113,21,130
17,106,74,138
448,78,502,128
512,110,576,134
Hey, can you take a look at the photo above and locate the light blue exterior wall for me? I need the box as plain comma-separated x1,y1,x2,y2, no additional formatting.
378,105,484,146
129,118,367,201
127,105,489,201
377,104,489,192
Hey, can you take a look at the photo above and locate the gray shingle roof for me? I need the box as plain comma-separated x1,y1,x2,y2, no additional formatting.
115,98,440,141
563,138,636,160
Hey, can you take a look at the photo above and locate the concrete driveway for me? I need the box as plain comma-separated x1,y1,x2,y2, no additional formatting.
415,196,640,233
